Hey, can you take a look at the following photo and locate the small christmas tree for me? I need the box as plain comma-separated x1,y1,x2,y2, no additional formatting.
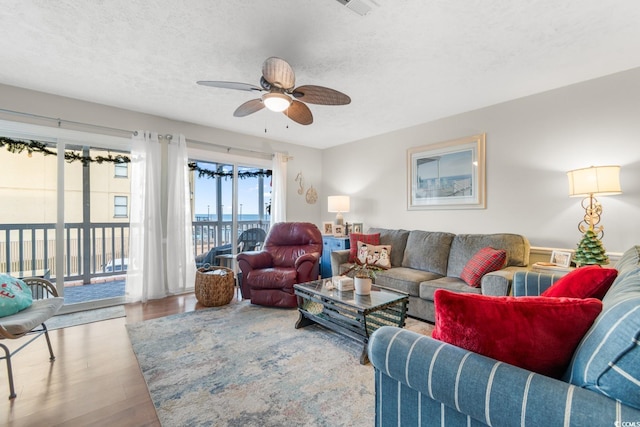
573,229,609,266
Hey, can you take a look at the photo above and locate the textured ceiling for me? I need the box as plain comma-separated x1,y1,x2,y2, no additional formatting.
1,1,640,149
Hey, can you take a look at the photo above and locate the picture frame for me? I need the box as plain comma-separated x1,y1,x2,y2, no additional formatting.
550,250,572,268
333,224,344,237
407,134,486,210
351,222,363,234
322,221,334,235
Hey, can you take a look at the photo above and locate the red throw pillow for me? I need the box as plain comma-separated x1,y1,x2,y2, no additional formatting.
460,247,507,287
541,265,618,300
432,289,602,378
348,233,380,262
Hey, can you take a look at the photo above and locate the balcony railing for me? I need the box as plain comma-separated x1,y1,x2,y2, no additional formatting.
0,220,269,283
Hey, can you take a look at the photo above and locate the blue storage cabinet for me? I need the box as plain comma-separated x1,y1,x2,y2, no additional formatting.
321,236,350,278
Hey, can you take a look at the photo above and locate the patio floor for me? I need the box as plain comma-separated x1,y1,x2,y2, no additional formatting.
63,280,126,304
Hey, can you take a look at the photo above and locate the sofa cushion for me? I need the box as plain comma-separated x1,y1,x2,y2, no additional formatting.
0,274,33,317
420,276,482,301
368,228,410,267
348,233,380,262
460,247,507,287
374,267,441,297
401,230,455,275
432,289,602,378
447,234,530,278
356,241,392,269
541,265,617,299
563,266,640,410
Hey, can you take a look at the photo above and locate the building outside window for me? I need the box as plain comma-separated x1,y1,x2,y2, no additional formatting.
114,195,128,218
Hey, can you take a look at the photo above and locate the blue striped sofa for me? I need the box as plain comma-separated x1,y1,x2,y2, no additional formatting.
368,245,640,426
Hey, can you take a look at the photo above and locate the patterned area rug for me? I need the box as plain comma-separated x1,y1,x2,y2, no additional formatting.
127,302,381,426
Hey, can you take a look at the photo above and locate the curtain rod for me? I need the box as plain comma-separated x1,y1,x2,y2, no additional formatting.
1,108,274,159
0,108,134,136
185,137,274,160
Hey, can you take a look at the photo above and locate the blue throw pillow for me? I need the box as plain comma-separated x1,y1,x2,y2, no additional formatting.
0,274,34,317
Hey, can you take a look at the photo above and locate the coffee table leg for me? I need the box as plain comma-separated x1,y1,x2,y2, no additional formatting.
360,344,369,365
295,311,315,329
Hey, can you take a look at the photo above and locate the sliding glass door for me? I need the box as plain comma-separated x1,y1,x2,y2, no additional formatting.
0,121,132,312
190,159,271,266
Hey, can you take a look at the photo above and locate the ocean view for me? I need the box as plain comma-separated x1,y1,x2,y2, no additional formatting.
194,214,269,222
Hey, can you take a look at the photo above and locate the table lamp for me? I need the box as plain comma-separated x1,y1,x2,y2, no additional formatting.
567,165,621,237
328,195,350,226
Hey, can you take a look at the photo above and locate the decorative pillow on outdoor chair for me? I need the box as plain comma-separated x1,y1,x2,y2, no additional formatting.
356,241,392,269
432,289,602,378
541,265,618,300
0,273,34,317
460,246,507,287
348,232,380,262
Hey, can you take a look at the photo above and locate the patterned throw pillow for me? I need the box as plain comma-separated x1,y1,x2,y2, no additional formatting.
356,241,392,269
348,233,380,262
460,247,507,287
0,274,33,317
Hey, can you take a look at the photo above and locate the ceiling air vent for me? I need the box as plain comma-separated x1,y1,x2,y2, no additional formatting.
335,0,379,16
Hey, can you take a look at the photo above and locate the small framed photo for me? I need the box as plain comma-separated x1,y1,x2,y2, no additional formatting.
351,222,363,234
333,224,344,236
550,250,572,268
322,222,334,235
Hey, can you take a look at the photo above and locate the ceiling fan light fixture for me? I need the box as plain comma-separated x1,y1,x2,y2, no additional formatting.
262,92,291,112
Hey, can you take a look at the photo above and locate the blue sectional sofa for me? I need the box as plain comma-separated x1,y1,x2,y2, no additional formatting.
368,245,640,426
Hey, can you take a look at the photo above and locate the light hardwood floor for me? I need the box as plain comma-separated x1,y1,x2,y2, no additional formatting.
2,293,208,427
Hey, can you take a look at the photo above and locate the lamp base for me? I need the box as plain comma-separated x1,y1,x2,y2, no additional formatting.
335,212,344,226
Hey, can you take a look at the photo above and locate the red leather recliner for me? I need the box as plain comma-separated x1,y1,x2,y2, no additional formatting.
237,222,323,308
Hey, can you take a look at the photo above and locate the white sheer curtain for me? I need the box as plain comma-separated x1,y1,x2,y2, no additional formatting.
126,131,165,303
166,134,196,294
271,152,288,225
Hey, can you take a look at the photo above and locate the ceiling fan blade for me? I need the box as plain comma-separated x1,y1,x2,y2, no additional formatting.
234,99,265,117
262,57,295,90
197,81,262,92
284,100,313,125
292,85,351,105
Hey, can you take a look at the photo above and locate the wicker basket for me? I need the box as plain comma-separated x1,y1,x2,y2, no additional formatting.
195,266,235,306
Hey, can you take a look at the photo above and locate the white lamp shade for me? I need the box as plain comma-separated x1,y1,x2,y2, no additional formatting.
567,166,622,197
327,195,350,213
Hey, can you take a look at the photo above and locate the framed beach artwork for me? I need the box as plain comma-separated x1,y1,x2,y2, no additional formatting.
407,133,486,210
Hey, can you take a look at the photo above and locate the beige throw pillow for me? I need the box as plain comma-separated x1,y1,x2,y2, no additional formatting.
356,241,392,269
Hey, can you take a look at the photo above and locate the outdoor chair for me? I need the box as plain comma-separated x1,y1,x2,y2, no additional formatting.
195,227,267,267
0,277,64,399
237,222,323,308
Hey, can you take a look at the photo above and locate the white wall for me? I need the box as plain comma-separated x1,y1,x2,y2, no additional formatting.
3,66,639,254
0,83,323,225
321,68,640,254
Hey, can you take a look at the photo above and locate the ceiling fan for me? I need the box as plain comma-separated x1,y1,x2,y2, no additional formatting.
197,57,351,126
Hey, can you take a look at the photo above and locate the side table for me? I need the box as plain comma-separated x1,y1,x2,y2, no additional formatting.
215,254,242,299
321,236,350,278
531,262,575,277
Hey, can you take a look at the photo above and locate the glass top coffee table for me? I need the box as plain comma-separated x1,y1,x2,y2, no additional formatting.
294,279,409,364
